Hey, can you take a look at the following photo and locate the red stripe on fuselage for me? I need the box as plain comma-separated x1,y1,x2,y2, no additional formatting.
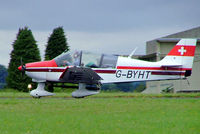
26,68,116,74
151,71,185,76
117,66,191,71
94,70,116,74
26,68,65,72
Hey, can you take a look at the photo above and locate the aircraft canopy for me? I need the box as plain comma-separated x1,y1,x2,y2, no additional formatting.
54,50,118,68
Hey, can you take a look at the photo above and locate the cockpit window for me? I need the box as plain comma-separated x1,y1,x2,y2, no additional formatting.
53,50,118,68
54,51,81,67
99,54,118,68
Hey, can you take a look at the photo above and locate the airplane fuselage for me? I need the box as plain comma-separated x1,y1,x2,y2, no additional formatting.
25,57,189,84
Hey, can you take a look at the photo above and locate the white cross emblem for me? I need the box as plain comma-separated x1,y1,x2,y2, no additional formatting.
178,46,186,55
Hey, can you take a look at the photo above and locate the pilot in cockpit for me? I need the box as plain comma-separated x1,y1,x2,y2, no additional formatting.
73,51,81,66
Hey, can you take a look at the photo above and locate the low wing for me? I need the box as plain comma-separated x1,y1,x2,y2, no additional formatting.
59,66,102,84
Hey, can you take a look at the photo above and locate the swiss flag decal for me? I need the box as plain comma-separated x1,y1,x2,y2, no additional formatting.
178,46,187,55
167,45,196,56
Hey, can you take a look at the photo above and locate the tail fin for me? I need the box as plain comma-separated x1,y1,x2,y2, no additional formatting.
160,39,197,76
166,39,196,57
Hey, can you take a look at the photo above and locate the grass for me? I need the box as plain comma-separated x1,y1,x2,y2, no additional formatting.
0,91,200,134
1,89,200,98
1,88,200,101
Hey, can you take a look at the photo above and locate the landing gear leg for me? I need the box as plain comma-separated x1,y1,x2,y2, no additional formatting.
30,82,54,98
71,83,100,98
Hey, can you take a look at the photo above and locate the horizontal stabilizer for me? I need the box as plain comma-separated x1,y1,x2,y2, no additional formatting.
161,64,182,68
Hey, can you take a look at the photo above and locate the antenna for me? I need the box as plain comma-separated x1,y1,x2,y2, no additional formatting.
128,47,138,58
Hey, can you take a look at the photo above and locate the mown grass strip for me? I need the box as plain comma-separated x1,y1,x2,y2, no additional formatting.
0,90,200,98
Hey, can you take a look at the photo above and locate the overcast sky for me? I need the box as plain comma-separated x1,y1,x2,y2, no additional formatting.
0,0,200,67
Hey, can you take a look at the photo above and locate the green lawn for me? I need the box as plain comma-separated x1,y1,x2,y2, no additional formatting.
0,92,199,134
1,89,200,98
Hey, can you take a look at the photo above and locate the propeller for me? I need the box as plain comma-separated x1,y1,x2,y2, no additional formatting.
20,57,26,76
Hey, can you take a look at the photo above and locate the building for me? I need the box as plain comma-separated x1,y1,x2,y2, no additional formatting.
142,27,200,93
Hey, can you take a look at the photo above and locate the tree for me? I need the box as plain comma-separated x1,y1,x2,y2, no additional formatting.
6,27,41,91
44,27,70,92
45,27,69,60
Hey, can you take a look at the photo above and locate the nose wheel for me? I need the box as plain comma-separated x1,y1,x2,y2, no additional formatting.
30,82,54,98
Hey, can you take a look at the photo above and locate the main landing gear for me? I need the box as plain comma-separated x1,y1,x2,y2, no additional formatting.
72,83,100,98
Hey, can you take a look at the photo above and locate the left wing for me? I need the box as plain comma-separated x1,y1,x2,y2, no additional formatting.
59,66,102,84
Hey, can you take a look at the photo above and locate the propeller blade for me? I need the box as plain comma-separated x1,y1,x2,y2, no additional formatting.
20,57,26,77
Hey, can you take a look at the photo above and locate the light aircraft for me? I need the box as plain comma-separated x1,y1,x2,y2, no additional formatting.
18,39,197,98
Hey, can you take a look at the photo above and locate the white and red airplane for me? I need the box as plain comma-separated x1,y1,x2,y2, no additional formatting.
18,39,197,98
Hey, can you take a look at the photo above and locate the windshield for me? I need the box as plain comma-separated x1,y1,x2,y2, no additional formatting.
54,50,81,67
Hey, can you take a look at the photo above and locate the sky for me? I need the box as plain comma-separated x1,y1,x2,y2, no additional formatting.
0,0,200,67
